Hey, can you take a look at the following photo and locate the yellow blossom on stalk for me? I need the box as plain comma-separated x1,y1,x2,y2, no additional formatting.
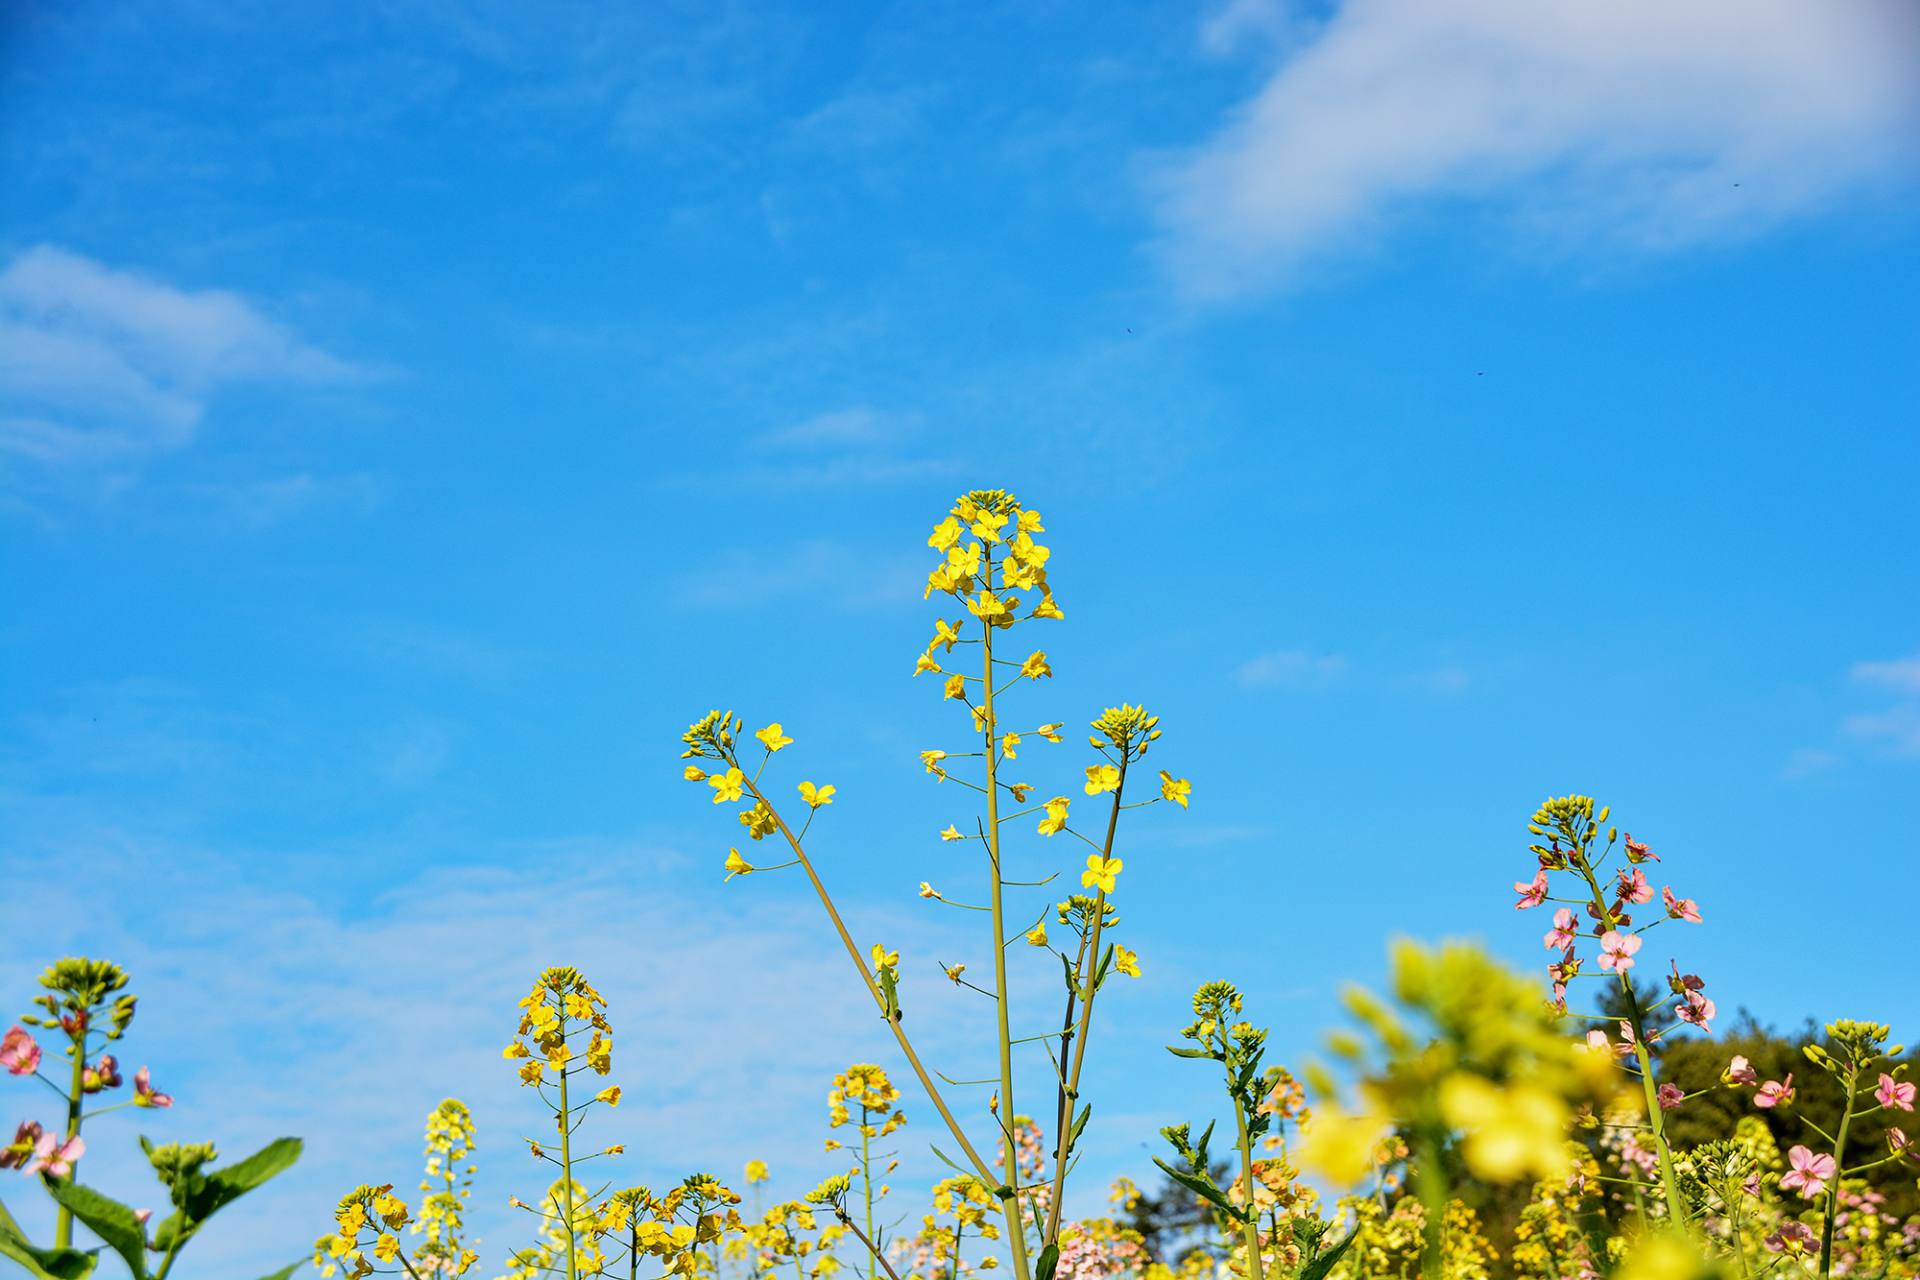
798,780,835,808
724,849,754,880
919,882,941,899
709,767,745,804
967,591,1012,625
757,723,794,752
940,825,964,841
870,944,899,972
943,673,967,700
739,802,778,840
1021,652,1051,679
596,1086,621,1106
1007,782,1033,803
1031,594,1063,620
1114,946,1142,978
1439,1075,1570,1182
914,653,942,676
1159,771,1191,808
683,765,707,782
943,964,967,984
1026,922,1048,947
746,1159,769,1184
1001,731,1021,758
1082,855,1123,894
930,618,963,652
929,517,962,551
1037,795,1070,835
1036,722,1063,741
920,750,948,776
1084,764,1121,795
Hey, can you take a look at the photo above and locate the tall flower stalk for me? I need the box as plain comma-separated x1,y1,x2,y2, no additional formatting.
679,489,1190,1280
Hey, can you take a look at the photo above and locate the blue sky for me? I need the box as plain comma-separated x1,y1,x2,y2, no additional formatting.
3,0,1919,1270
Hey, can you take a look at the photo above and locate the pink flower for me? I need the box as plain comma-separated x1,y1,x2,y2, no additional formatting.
1661,885,1702,922
0,1121,45,1171
1780,1145,1835,1199
134,1208,152,1226
1514,871,1548,909
1597,930,1641,973
1676,990,1716,1033
25,1131,85,1179
80,1055,121,1094
1875,1073,1915,1112
1765,1222,1816,1254
1585,1030,1611,1054
1889,1128,1913,1159
0,1028,40,1076
1623,834,1659,863
1667,962,1703,994
1543,908,1578,950
1616,868,1654,905
133,1066,172,1109
1725,1055,1758,1086
1756,1074,1796,1109
1657,1083,1685,1111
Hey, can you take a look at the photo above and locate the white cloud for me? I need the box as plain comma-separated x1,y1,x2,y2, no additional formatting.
1852,653,1920,694
1160,0,1920,297
0,245,358,473
1234,648,1349,690
1844,704,1920,755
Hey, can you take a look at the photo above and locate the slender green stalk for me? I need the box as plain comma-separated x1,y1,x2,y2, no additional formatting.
1232,1095,1266,1280
1818,1069,1857,1279
979,549,1033,1280
1573,861,1689,1227
1040,776,1127,1244
746,778,998,1189
54,1035,85,1248
862,1114,877,1280
558,1017,580,1280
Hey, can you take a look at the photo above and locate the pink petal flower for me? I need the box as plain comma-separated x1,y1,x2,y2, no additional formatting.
1756,1074,1795,1109
133,1066,173,1109
1514,871,1549,909
1875,1073,1915,1112
1544,908,1577,950
1725,1055,1758,1086
1623,834,1659,863
0,1121,45,1171
1597,930,1641,973
1661,885,1702,922
1780,1145,1835,1199
1675,991,1716,1034
0,1027,40,1076
1657,1083,1685,1111
1616,868,1654,905
25,1132,84,1179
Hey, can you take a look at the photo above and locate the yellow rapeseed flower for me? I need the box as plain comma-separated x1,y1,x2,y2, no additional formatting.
1082,855,1122,893
756,723,794,752
1114,946,1141,978
708,767,745,804
1159,771,1191,808
724,849,754,880
1037,796,1070,835
1084,764,1121,795
798,780,835,808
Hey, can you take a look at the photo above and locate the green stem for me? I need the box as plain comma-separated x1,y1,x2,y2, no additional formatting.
979,552,1032,1280
1040,776,1127,1245
1818,1072,1856,1279
863,1115,877,1280
1231,1094,1266,1280
1413,1130,1447,1280
54,1035,85,1249
558,1018,579,1280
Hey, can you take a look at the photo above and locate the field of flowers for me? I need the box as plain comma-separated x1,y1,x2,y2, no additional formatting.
4,490,1915,1280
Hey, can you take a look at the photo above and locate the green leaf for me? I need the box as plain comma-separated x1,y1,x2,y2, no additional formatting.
1151,1158,1242,1223
1298,1225,1362,1280
0,1199,98,1280
255,1261,306,1280
43,1183,147,1280
1067,1104,1091,1151
1034,1242,1060,1280
1165,1045,1210,1059
182,1138,302,1224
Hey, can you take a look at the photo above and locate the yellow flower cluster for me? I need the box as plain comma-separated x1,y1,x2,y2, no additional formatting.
413,1098,478,1274
502,966,613,1088
922,490,1059,619
1298,942,1623,1188
827,1064,905,1137
317,1183,449,1280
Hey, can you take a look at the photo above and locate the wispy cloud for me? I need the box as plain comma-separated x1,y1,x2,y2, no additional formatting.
673,537,926,611
1852,653,1920,694
1233,648,1350,690
1158,0,1920,298
736,406,960,490
0,245,362,495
